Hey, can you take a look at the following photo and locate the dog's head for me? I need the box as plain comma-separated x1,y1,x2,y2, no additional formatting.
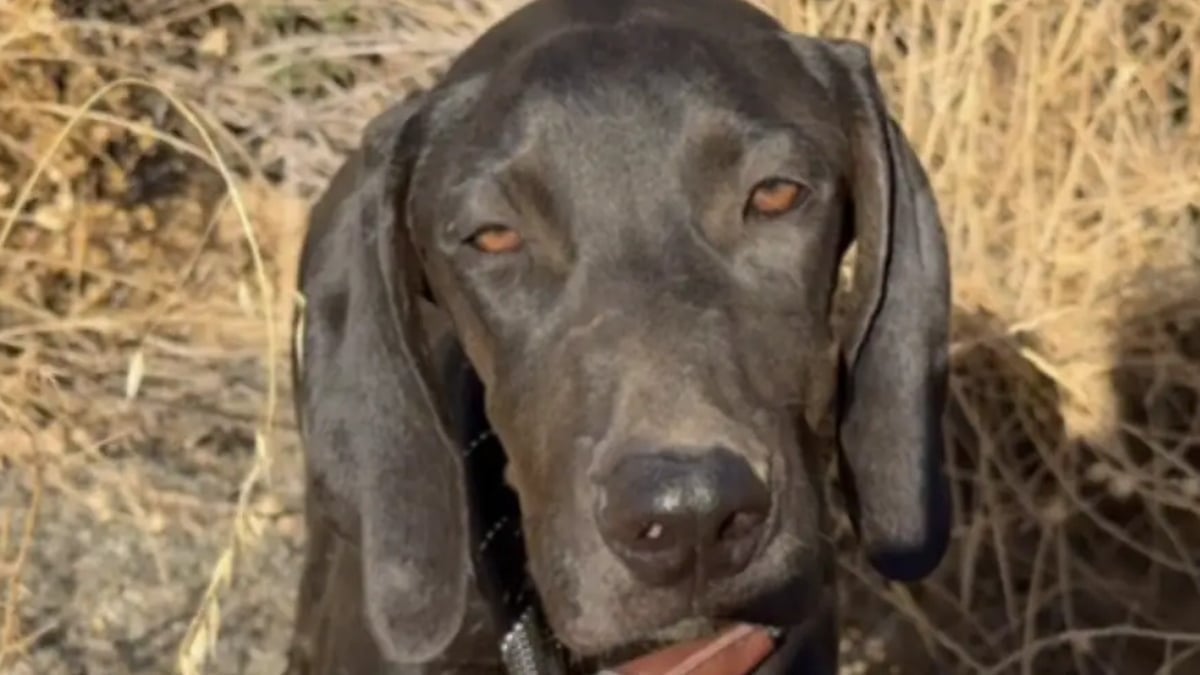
299,0,951,664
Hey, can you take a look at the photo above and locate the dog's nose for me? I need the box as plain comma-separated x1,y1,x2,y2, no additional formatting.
595,448,771,586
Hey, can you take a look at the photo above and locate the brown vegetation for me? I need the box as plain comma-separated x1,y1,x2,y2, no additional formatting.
1,0,1198,673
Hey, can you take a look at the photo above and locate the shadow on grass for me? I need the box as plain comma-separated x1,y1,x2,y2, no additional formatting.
838,286,1200,674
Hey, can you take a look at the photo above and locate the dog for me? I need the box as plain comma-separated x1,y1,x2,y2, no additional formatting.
285,0,953,673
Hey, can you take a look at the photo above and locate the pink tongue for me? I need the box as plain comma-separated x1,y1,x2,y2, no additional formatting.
605,624,776,675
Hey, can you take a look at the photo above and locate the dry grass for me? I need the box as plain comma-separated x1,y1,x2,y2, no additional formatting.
1,0,1198,673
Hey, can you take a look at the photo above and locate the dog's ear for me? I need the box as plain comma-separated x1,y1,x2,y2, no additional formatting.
784,36,953,582
295,92,470,663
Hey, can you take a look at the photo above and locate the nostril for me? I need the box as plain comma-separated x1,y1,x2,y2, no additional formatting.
718,509,767,542
641,521,665,542
628,519,674,551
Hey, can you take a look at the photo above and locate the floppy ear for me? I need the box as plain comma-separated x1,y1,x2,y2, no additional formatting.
295,92,470,663
785,36,953,582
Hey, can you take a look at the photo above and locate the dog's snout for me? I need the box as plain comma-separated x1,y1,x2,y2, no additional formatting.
595,447,770,586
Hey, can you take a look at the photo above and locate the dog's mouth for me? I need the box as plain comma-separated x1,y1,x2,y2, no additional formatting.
595,623,781,675
587,582,840,674
501,602,783,675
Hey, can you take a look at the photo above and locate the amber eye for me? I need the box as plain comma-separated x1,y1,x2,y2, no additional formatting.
745,178,808,219
466,224,523,254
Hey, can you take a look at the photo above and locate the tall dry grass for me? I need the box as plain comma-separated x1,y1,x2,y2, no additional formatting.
1,0,1198,673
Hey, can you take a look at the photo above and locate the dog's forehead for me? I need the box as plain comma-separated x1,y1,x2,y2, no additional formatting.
490,24,795,132
425,21,843,186
511,23,757,95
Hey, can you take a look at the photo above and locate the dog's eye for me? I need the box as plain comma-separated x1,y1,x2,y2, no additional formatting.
465,224,523,254
745,178,809,219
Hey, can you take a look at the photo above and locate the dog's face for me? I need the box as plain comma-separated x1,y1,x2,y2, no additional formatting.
297,1,950,665
411,25,841,652
394,22,943,654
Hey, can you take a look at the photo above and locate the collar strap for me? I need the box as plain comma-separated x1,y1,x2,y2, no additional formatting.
500,605,569,675
442,346,570,675
456,426,568,674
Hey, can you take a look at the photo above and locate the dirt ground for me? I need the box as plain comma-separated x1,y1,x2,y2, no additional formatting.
1,425,306,674
3,1,1200,674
